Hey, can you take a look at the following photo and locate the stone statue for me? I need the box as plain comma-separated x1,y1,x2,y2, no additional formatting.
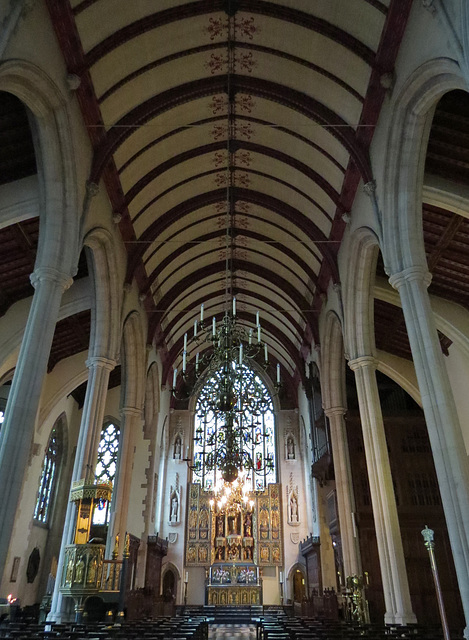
171,494,178,521
290,493,298,522
287,435,295,459
174,435,181,459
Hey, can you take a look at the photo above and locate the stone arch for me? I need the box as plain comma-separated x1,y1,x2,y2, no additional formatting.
84,227,123,361
144,362,160,439
161,561,180,599
121,311,146,412
0,60,79,276
381,57,468,275
286,562,307,603
321,311,346,412
342,227,380,361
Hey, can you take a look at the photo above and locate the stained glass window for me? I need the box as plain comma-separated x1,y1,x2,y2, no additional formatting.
92,422,120,524
34,425,62,524
193,364,276,492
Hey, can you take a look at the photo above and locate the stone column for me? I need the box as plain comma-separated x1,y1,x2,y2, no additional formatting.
0,267,72,579
390,267,469,637
108,407,142,557
48,355,115,621
349,356,416,625
324,407,362,577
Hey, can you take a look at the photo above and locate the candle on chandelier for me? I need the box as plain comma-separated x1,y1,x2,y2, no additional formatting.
249,328,253,345
194,320,197,337
239,342,243,365
172,368,177,388
264,343,268,363
196,352,199,371
256,311,260,327
200,303,204,323
257,325,261,343
233,297,236,316
184,332,187,351
212,316,216,336
277,363,281,384
182,350,187,372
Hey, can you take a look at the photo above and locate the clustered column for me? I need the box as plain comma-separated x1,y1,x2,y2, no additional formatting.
49,355,116,621
0,267,72,577
390,266,469,637
324,406,361,578
348,356,416,625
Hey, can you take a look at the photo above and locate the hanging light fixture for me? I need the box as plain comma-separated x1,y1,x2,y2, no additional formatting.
174,3,280,485
209,471,254,515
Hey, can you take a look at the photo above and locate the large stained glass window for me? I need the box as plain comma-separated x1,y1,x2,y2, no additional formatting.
34,425,63,524
92,421,120,525
193,364,276,492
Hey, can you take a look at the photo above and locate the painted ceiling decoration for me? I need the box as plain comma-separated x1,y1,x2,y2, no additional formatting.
44,0,414,392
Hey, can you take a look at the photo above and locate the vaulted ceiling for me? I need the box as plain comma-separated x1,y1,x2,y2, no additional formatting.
45,0,412,393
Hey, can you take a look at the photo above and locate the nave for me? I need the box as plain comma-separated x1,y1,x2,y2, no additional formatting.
0,608,462,640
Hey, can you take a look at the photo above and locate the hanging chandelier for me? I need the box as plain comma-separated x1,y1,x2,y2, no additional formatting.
171,1,280,409
209,471,254,515
172,1,280,486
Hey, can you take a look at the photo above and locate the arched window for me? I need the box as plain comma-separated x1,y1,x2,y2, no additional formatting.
193,364,276,492
34,424,63,524
92,421,120,525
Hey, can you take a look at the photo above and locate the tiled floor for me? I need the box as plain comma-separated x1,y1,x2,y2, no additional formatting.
209,625,256,640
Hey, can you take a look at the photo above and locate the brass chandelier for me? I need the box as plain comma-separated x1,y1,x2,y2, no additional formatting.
172,4,279,485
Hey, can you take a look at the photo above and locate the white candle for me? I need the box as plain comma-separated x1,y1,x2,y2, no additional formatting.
200,303,204,323
194,320,197,337
184,332,187,351
257,325,261,343
233,297,236,316
239,342,243,365
277,363,280,384
172,368,177,388
196,352,199,371
256,311,259,327
264,343,268,362
212,316,216,336
249,328,253,345
182,350,186,372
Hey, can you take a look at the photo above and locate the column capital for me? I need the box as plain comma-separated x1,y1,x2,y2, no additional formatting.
30,266,73,291
85,356,116,371
120,406,142,419
388,266,432,290
348,355,378,372
324,406,346,418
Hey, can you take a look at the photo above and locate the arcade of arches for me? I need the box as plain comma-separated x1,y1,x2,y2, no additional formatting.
1,0,469,637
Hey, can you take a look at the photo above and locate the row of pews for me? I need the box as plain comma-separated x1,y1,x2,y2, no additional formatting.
0,605,461,640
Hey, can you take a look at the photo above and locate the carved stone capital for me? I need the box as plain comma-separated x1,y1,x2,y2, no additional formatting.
388,266,432,290
348,355,378,372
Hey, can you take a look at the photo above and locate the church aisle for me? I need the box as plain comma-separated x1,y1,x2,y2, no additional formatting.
209,625,257,640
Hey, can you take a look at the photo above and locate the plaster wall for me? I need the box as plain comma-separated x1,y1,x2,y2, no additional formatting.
0,394,82,604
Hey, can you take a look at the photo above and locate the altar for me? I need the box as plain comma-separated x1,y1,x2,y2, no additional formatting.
207,564,261,605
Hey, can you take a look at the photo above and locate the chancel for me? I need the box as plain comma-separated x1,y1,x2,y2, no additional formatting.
1,1,469,639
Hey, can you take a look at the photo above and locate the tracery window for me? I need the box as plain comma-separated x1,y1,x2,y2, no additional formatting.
193,364,276,492
34,425,63,524
92,421,120,525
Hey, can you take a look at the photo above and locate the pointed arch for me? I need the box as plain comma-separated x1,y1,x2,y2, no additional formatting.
342,227,380,361
0,60,79,276
121,311,146,412
321,312,346,412
84,227,123,361
381,58,468,275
